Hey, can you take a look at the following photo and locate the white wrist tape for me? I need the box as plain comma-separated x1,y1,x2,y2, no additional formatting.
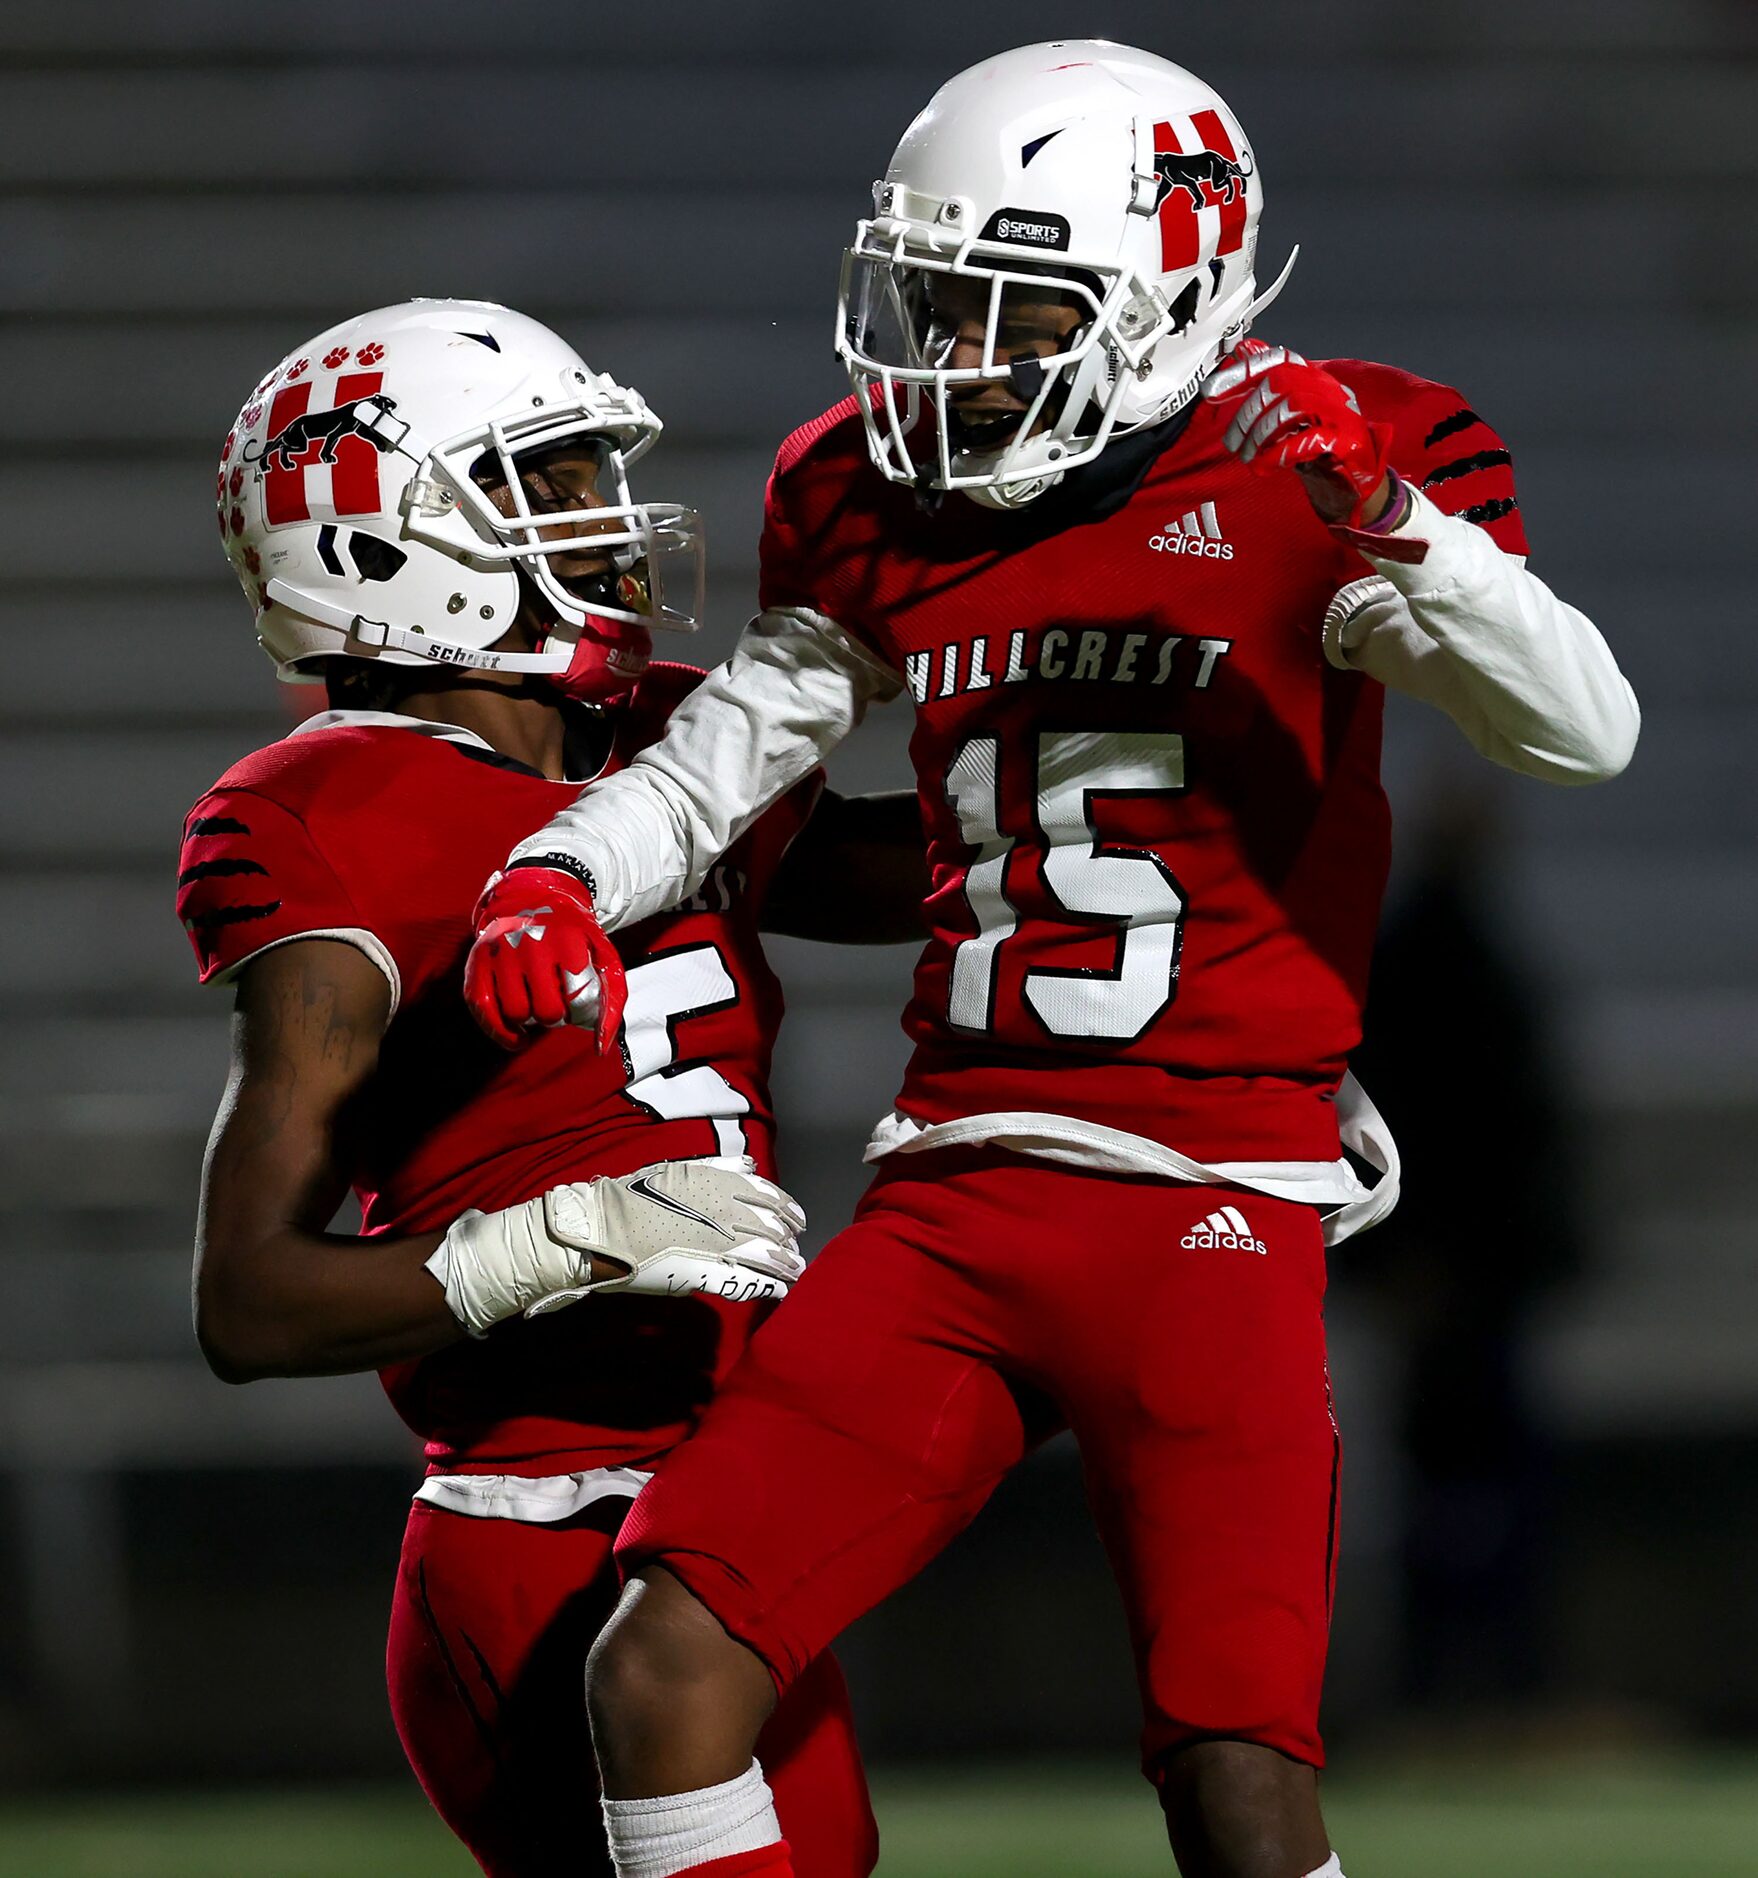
427,1197,588,1339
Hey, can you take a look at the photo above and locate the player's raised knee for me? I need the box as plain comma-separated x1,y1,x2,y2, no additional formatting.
586,1568,776,1787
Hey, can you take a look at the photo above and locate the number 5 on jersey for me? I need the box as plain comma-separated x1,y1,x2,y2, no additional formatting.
621,943,752,1159
945,729,1187,1043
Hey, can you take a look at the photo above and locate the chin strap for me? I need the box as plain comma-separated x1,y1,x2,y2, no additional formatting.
265,577,573,677
350,617,577,674
262,585,563,683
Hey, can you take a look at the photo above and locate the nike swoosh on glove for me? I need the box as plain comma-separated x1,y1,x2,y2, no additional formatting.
464,864,627,1054
1204,340,1395,529
427,1156,808,1336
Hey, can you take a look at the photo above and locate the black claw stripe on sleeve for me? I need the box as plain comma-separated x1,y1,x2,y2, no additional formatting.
187,815,250,837
185,901,283,932
1457,495,1519,526
178,857,269,887
1422,406,1483,449
1422,448,1513,488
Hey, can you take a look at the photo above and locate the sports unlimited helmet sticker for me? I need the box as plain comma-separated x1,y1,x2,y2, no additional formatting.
977,207,1072,250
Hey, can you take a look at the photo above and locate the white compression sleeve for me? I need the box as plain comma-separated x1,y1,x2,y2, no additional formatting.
1323,485,1639,785
509,607,902,931
601,1761,782,1878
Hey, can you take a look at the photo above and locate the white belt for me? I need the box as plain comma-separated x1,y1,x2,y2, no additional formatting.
413,1464,654,1524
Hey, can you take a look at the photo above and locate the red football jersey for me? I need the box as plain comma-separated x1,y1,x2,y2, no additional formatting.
178,665,817,1475
761,357,1526,1165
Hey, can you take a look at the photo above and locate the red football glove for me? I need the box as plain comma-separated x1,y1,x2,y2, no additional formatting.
463,865,627,1055
1204,340,1395,528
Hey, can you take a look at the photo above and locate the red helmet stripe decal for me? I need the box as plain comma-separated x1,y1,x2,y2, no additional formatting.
328,370,386,516
262,382,314,524
1152,119,1200,271
1190,109,1248,257
260,370,387,524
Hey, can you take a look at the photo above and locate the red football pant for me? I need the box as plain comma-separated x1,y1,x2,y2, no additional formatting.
618,1148,1341,1772
387,1496,877,1877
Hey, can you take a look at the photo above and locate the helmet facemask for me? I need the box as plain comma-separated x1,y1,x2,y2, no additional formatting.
472,431,662,705
410,397,704,641
839,223,1153,509
323,399,703,701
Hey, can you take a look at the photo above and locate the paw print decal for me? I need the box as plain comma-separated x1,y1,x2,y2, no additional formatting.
286,357,310,381
229,466,245,498
229,506,245,537
323,345,351,370
243,546,262,575
241,403,263,429
220,429,237,463
355,342,385,366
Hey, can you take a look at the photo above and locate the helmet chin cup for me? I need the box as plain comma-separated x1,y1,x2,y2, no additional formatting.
961,465,1061,511
547,619,652,706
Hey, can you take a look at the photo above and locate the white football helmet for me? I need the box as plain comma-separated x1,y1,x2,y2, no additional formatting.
216,299,703,697
836,40,1296,508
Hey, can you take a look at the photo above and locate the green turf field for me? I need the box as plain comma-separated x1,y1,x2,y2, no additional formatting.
2,1756,1755,1876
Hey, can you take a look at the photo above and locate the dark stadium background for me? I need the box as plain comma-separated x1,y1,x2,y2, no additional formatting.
2,2,1755,1871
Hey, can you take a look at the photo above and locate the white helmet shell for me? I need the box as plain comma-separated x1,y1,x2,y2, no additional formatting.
835,40,1296,507
217,299,703,681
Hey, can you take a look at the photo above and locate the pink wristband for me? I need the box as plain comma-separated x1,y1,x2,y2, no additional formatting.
1358,468,1413,535
1329,471,1430,565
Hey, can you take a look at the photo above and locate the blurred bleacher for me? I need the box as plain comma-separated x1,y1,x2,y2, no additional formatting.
1,0,1754,1776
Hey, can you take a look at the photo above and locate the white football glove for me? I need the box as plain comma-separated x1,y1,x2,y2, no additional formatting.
427,1156,807,1337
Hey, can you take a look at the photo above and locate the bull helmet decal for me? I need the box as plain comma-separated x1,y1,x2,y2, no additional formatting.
1151,143,1255,215
250,393,409,474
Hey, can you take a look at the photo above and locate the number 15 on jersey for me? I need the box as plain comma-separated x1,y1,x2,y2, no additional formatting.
944,728,1188,1045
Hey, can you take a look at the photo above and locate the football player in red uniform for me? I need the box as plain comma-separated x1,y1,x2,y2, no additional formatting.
462,45,1641,1878
182,300,925,1878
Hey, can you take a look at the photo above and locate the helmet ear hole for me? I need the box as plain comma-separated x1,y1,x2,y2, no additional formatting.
347,533,408,583
1167,279,1202,336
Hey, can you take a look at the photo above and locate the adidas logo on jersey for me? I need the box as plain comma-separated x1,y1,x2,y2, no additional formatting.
1181,1205,1267,1254
1149,502,1234,559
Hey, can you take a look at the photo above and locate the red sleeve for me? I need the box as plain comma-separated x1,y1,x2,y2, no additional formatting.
1328,361,1530,556
757,397,864,614
177,785,387,989
1395,383,1528,555
757,456,813,614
